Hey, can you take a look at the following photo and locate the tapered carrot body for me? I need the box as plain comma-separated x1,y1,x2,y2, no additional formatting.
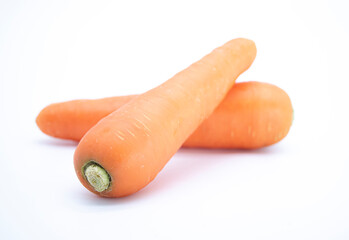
36,95,135,141
36,82,292,149
74,38,257,197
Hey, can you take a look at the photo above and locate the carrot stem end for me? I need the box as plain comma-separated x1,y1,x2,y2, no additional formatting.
84,162,111,192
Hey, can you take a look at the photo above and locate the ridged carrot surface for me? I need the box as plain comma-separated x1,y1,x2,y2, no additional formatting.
36,81,292,149
74,38,257,197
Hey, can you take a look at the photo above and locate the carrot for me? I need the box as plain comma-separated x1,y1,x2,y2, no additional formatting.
36,95,136,141
74,38,257,197
36,81,293,149
185,81,293,149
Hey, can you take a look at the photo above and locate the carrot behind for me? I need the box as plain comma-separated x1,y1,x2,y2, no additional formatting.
36,82,292,149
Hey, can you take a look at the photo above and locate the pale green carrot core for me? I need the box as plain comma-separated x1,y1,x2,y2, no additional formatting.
84,163,110,192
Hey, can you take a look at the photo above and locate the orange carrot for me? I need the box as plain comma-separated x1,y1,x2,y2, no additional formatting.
37,95,135,141
36,81,293,149
185,81,293,149
74,38,257,197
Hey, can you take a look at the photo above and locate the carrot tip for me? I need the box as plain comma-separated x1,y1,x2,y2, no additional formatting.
84,162,111,192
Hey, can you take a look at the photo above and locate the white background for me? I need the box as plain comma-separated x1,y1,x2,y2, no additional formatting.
1,0,349,239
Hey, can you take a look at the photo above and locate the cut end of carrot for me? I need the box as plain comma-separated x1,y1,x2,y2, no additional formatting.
84,162,111,192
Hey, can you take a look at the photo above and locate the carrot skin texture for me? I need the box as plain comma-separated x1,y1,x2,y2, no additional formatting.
36,82,293,149
185,81,293,149
74,38,257,197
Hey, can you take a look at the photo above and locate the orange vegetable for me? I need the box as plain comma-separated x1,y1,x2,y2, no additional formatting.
36,81,293,149
74,38,257,197
186,81,293,148
37,95,135,141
